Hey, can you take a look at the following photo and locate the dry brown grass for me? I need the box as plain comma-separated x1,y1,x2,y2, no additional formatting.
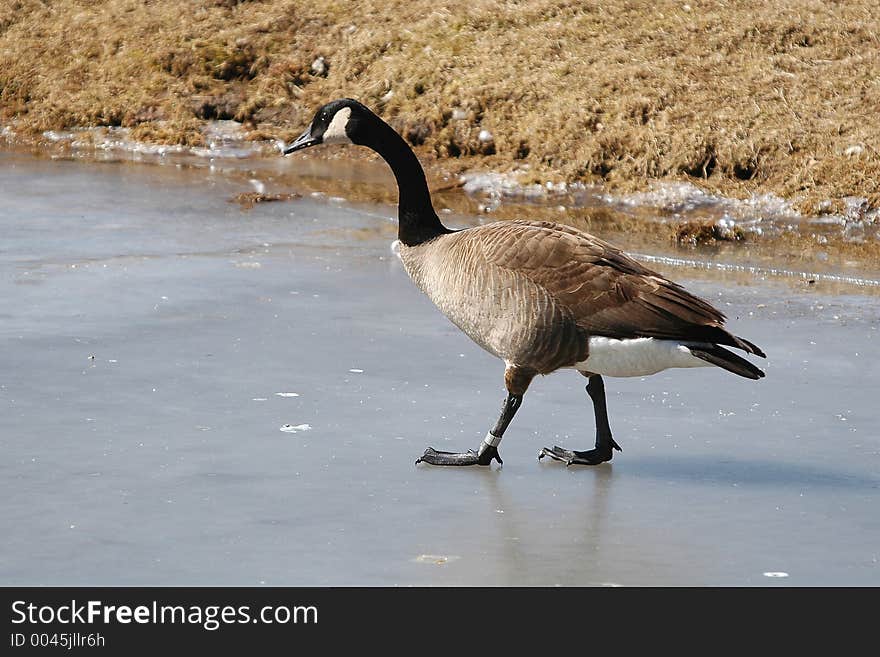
2,0,879,211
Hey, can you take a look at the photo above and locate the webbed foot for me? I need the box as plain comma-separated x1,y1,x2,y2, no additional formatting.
538,440,620,466
416,445,502,466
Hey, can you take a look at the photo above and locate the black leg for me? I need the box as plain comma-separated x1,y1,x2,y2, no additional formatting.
416,393,522,466
539,375,622,466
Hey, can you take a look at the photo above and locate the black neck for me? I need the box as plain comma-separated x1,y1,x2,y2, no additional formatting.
359,119,451,246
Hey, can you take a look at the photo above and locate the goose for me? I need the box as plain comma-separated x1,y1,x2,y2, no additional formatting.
283,98,766,467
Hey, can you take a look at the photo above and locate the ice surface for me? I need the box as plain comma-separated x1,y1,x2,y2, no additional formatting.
1,150,878,586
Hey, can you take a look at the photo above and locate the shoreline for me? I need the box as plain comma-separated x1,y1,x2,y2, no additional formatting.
3,125,879,292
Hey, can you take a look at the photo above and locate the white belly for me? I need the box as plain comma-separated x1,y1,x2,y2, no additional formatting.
575,336,711,377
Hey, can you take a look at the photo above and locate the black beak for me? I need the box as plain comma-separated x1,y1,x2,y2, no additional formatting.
282,126,320,155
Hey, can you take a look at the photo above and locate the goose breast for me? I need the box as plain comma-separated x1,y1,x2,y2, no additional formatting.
398,221,589,373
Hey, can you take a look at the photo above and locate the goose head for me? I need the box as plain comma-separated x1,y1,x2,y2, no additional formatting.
282,98,373,154
281,97,447,244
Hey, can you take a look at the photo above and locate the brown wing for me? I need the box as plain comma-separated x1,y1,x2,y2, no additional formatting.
479,220,764,355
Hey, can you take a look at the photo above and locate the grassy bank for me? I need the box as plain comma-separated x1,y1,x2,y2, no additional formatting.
2,0,878,212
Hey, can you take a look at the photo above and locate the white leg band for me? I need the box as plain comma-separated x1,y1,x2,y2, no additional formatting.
478,432,502,455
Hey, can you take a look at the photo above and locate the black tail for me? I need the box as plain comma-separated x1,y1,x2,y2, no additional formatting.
689,344,766,380
705,329,765,358
731,335,766,358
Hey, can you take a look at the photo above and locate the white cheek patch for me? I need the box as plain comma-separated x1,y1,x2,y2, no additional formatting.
322,106,352,144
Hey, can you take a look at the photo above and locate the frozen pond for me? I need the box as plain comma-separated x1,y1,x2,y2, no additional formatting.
1,150,878,586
